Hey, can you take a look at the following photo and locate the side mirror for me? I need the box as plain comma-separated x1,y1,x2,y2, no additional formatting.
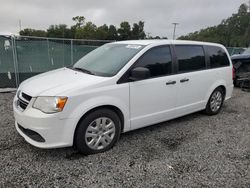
129,67,150,81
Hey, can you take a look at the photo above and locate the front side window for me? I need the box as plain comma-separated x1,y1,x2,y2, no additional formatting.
133,46,172,78
175,45,206,72
206,46,230,68
73,43,145,77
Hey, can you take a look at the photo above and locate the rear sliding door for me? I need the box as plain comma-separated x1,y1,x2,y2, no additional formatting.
173,45,215,116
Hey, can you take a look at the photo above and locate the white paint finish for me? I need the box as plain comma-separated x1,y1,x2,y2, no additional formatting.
18,68,111,97
129,75,178,129
64,83,130,132
115,40,225,47
13,40,234,149
175,69,218,116
13,96,76,148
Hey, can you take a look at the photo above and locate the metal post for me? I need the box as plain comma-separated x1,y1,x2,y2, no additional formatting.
19,20,22,33
172,23,179,40
62,39,65,67
71,39,73,65
11,36,19,88
47,38,51,63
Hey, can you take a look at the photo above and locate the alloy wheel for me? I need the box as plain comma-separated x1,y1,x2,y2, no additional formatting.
210,91,223,112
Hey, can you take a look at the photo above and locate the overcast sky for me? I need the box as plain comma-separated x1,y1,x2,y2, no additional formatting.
0,0,249,38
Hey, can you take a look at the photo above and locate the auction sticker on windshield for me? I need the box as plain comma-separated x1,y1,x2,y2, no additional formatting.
126,45,142,49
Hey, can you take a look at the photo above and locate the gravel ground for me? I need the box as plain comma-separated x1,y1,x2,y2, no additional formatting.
0,88,249,188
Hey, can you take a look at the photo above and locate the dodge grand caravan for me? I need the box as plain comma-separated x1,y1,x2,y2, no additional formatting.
13,40,234,154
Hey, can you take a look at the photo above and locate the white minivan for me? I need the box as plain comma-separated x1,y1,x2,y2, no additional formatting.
13,40,234,154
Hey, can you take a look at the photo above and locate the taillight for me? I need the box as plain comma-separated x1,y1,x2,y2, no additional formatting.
232,67,236,80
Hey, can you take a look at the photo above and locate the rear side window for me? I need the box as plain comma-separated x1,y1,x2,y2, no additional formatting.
175,45,206,72
206,46,230,68
134,46,172,78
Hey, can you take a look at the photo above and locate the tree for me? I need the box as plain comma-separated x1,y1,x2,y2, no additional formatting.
95,24,109,40
19,16,151,40
179,3,250,47
238,3,248,15
72,16,85,28
47,24,73,38
107,25,118,40
71,16,85,38
75,22,97,39
117,22,131,40
138,21,146,39
131,23,139,39
131,21,146,39
19,28,47,37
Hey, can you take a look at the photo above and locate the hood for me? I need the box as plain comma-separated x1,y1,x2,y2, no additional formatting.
19,68,110,96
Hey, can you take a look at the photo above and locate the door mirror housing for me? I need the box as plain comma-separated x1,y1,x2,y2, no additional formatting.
129,67,150,81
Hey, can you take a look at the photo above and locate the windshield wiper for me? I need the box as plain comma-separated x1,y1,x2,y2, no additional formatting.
72,67,95,75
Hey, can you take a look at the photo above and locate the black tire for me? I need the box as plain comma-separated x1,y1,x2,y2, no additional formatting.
205,87,225,115
75,108,121,155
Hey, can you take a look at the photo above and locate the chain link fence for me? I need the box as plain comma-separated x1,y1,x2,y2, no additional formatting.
226,47,246,56
1,35,246,89
0,35,112,88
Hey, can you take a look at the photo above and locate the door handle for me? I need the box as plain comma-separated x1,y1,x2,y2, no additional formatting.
166,81,176,85
180,78,189,83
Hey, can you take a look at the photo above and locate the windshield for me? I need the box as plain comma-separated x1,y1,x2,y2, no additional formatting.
243,47,250,55
73,43,145,77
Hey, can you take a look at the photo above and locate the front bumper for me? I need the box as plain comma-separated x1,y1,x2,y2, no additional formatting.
13,95,77,149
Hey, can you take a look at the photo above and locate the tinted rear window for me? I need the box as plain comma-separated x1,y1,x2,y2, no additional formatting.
175,45,206,72
206,46,230,68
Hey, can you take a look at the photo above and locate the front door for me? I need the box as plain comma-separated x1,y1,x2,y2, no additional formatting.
129,45,178,130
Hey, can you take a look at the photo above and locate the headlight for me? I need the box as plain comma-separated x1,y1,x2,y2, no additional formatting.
33,96,68,113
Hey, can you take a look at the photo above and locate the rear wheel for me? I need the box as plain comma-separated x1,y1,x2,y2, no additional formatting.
75,109,121,155
205,87,225,115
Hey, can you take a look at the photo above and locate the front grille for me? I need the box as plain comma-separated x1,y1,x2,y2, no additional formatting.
17,92,32,111
22,92,32,101
18,124,45,143
17,98,28,110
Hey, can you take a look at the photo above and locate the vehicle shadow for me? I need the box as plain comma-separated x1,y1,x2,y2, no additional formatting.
24,110,206,160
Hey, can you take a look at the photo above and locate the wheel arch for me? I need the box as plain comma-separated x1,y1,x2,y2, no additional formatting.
206,81,227,103
73,105,125,147
218,85,226,97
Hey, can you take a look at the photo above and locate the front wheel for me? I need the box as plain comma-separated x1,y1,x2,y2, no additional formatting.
75,108,121,155
205,87,225,115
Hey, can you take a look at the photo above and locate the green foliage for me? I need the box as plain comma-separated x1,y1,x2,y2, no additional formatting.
179,3,250,47
47,24,73,38
117,21,131,40
72,16,85,28
75,22,97,39
19,28,47,37
107,25,118,40
131,21,146,39
95,24,109,40
19,17,148,40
